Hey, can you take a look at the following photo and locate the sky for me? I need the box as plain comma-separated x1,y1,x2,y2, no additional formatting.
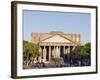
23,10,91,44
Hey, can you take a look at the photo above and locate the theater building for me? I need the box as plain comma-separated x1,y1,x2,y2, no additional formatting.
31,32,80,62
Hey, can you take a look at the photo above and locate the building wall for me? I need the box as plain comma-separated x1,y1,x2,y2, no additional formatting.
31,32,80,45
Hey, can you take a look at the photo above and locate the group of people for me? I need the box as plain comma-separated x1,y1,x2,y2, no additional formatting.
23,52,91,69
23,56,46,68
64,52,91,66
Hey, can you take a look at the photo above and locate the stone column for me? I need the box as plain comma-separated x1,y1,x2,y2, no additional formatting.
72,46,75,51
66,47,68,54
56,46,60,58
62,46,64,58
52,47,54,58
63,46,65,54
43,46,46,62
39,47,42,62
68,46,70,53
58,46,60,58
54,46,56,58
59,46,61,57
39,47,42,56
65,46,68,54
49,46,51,61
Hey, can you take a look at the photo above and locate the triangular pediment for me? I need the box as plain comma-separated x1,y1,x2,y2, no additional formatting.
41,35,71,43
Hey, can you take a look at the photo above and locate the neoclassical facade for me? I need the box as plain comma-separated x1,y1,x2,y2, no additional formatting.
31,32,80,62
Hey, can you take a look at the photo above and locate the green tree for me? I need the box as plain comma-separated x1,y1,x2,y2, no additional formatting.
74,42,91,57
32,44,41,58
23,40,41,60
23,40,31,60
84,42,91,56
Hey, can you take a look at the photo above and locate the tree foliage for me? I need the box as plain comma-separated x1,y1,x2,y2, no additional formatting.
74,42,91,57
23,40,41,60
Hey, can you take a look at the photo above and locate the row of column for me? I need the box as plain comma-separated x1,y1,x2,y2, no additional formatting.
39,46,74,62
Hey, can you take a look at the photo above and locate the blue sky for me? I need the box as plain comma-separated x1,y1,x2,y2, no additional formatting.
23,10,91,44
